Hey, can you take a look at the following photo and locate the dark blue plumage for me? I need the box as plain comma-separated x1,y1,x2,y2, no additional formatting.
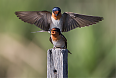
52,7,61,16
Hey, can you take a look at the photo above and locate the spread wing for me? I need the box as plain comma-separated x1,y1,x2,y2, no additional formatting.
15,11,52,31
62,12,103,32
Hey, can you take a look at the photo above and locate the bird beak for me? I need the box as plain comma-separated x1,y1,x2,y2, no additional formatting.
52,31,55,33
51,29,57,35
53,11,59,16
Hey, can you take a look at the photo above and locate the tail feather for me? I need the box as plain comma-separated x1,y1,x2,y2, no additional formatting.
68,49,72,54
31,30,49,33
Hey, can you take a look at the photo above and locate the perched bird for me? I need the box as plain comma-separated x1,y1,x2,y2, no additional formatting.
15,7,103,32
49,28,71,54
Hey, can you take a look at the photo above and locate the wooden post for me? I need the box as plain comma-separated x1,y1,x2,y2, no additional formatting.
47,49,68,78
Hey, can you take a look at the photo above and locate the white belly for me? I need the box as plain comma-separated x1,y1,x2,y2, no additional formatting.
52,39,65,48
50,16,63,31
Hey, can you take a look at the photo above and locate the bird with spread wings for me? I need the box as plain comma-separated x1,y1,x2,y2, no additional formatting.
15,7,103,32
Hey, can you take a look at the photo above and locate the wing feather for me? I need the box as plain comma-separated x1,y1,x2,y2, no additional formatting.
49,37,53,44
61,34,67,48
62,12,103,32
15,11,52,31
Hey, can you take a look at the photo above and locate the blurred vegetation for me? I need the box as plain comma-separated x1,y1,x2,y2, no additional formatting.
0,0,115,78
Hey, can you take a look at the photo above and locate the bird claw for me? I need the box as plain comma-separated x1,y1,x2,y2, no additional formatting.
53,47,56,50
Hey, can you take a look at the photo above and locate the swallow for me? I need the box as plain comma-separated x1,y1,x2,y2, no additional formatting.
49,28,71,54
15,7,103,32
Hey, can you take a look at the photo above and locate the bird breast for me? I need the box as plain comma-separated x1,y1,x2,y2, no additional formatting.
50,16,63,31
51,35,61,41
51,35,65,48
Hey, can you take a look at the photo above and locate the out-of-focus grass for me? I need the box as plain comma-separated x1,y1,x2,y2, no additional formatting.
0,0,115,78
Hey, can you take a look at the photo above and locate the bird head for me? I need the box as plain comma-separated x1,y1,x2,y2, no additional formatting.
51,28,61,36
52,7,61,18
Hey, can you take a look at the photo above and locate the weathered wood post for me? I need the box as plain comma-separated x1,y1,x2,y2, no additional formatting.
47,49,68,78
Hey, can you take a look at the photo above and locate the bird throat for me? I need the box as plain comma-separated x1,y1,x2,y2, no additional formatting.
51,34,61,41
52,13,61,20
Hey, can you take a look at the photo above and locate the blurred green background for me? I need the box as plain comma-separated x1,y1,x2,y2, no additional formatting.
0,0,115,78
